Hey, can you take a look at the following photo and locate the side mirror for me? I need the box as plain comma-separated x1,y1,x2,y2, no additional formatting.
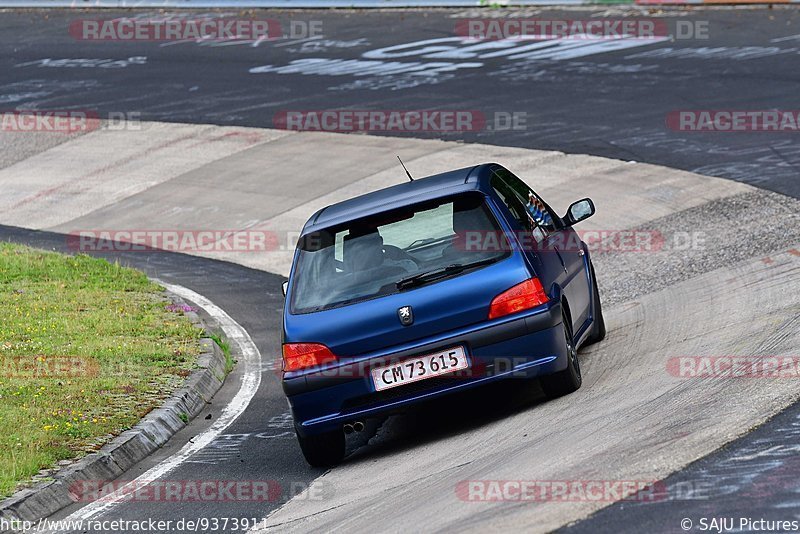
564,198,595,226
281,281,289,297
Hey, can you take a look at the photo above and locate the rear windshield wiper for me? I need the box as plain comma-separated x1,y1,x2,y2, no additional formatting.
396,257,498,290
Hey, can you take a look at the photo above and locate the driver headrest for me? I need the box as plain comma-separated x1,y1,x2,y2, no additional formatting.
343,228,384,270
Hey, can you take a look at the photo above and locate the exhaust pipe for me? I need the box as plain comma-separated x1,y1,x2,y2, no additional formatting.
343,421,364,434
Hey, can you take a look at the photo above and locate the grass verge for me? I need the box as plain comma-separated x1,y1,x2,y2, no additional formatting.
0,243,202,498
208,332,235,375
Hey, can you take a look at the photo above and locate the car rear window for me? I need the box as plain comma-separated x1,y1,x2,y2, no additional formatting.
290,193,509,313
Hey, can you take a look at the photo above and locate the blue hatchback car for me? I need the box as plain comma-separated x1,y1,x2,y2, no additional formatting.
281,163,605,466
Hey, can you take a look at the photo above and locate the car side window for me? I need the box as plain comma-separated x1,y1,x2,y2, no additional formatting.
491,174,532,232
495,169,557,233
490,174,548,245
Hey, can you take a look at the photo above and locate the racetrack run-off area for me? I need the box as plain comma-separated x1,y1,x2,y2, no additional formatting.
0,120,798,532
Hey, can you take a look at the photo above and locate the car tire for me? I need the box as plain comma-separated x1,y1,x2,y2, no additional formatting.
296,426,345,468
541,310,582,398
585,263,606,345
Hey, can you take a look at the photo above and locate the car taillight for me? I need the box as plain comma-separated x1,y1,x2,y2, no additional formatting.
488,278,549,320
282,343,337,372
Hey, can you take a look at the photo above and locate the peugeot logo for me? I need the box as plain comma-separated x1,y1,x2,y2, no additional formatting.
397,306,414,326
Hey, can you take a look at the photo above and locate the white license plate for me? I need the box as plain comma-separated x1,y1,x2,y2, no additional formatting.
371,346,469,392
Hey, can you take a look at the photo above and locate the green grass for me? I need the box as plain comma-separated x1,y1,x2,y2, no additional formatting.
0,243,203,498
208,332,235,375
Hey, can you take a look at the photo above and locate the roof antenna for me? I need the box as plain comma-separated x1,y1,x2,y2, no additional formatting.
397,155,414,181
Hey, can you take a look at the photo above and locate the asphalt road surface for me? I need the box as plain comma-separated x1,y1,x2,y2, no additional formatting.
1,124,798,532
1,7,799,198
562,400,800,534
1,6,799,534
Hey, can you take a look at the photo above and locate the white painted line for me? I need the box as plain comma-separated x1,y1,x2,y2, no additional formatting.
771,33,800,42
55,280,262,524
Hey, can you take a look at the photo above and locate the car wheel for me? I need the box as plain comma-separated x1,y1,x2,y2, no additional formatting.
295,426,345,468
586,263,606,345
541,309,582,398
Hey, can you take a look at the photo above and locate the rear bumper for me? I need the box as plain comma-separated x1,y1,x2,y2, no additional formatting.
284,302,566,436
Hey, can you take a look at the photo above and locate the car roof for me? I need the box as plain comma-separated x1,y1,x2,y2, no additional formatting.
301,163,502,234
